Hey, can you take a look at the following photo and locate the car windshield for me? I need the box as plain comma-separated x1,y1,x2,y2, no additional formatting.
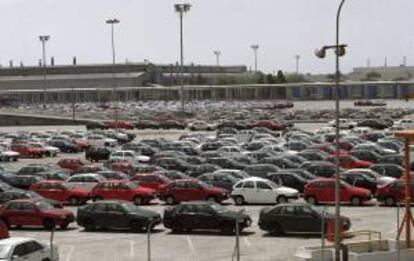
198,181,211,188
210,203,227,213
0,245,11,259
126,182,139,189
30,144,43,148
266,181,279,189
36,200,54,210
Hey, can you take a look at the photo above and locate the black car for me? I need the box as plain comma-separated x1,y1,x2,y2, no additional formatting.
244,164,280,178
282,168,317,181
258,203,351,235
48,140,78,153
205,158,246,170
259,157,298,169
198,173,238,191
122,142,158,157
304,162,340,178
350,150,381,163
188,164,221,178
370,164,403,179
340,172,377,193
77,200,161,232
378,154,403,166
357,119,388,130
163,201,251,234
267,172,308,193
297,150,329,161
85,146,112,162
86,121,106,130
6,175,44,190
17,164,53,175
154,157,195,172
157,170,190,180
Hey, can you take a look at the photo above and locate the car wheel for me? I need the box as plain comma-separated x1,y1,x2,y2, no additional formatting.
43,219,56,230
13,158,18,162
60,222,69,230
69,196,80,206
271,223,284,236
165,196,175,205
93,196,103,202
306,196,317,205
171,221,183,233
130,220,143,232
220,222,236,235
385,196,396,207
276,195,288,204
45,152,51,157
1,218,9,228
351,196,362,206
133,196,143,205
206,196,217,203
84,219,95,231
234,196,245,206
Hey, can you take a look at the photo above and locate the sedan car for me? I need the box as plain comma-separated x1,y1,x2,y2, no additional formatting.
0,199,74,230
258,203,351,235
77,200,161,232
198,172,238,192
231,177,299,205
0,237,58,261
163,201,251,234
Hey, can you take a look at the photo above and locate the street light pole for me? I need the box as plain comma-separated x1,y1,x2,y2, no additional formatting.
295,55,301,75
106,18,120,121
315,1,347,260
174,3,191,114
214,50,221,66
39,35,50,109
250,45,259,73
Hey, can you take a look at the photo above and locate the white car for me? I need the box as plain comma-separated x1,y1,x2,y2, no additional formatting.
188,121,216,131
85,135,117,147
231,177,299,205
30,142,59,157
393,118,414,129
328,118,357,129
109,150,150,163
65,173,106,190
0,237,58,261
0,143,20,162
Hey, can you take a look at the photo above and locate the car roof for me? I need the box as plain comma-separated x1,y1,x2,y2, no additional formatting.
239,177,268,182
0,237,37,245
35,180,64,184
181,201,216,206
309,178,335,183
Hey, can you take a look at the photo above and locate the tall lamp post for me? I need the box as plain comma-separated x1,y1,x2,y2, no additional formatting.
314,0,347,260
214,50,221,66
39,35,50,109
106,18,120,121
250,45,259,73
174,3,191,114
295,55,301,75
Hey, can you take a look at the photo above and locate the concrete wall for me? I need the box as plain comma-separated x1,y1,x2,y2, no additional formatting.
0,112,91,126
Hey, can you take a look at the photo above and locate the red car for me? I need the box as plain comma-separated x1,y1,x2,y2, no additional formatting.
310,144,348,156
10,144,44,158
0,199,75,229
30,180,91,205
158,179,229,205
249,120,287,131
91,180,156,205
105,120,135,130
304,178,372,206
58,158,88,171
73,139,91,151
326,155,372,169
74,164,104,174
131,173,171,192
376,180,414,206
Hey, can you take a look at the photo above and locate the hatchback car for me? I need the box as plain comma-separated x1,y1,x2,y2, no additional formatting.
304,178,372,206
0,199,74,230
0,237,58,261
231,177,299,205
77,200,161,232
258,203,351,235
163,201,251,234
131,173,172,192
376,180,414,206
158,179,229,205
30,180,90,205
91,180,156,205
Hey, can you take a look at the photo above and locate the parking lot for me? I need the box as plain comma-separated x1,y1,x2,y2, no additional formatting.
0,125,409,261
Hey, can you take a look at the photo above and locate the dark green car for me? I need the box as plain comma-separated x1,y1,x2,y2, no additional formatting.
258,203,351,235
76,200,161,232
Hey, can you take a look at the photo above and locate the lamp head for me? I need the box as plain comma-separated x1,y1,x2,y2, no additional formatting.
335,45,347,57
315,47,327,59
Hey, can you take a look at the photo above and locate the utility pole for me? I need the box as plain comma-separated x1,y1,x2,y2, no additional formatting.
214,50,221,66
174,3,192,114
106,18,120,121
250,45,259,73
39,35,50,109
295,55,301,75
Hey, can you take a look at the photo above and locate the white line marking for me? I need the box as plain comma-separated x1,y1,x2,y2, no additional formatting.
187,235,196,254
65,245,74,261
129,240,134,258
243,237,251,247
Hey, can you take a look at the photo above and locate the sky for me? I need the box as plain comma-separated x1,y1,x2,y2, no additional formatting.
1,0,413,74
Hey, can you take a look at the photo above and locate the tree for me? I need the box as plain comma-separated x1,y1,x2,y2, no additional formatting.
276,70,287,83
266,74,276,84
